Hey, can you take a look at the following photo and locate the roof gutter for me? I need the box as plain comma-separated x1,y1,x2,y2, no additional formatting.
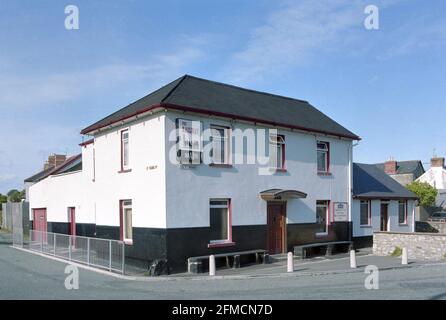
81,102,361,141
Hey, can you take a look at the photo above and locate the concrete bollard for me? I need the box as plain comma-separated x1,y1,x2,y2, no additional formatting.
287,252,294,273
209,255,216,276
402,248,408,265
350,250,357,269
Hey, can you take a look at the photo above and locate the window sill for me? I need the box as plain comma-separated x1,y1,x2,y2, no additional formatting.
209,163,233,168
269,167,287,173
124,240,133,245
360,225,372,228
315,232,328,237
399,224,409,227
317,171,332,176
207,242,236,249
118,169,132,174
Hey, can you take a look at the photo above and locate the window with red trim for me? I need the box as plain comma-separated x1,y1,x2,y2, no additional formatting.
398,200,408,224
269,134,285,170
360,200,371,226
316,200,330,235
209,199,232,244
317,141,330,173
121,129,130,171
120,200,133,243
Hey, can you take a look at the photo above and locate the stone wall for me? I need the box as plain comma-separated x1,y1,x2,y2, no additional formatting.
373,232,446,261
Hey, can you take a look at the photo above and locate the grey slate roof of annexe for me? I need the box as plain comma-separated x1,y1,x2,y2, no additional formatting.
81,75,360,140
375,160,425,175
24,154,82,183
353,163,418,199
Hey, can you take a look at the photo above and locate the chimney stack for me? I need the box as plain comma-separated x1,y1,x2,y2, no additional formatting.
44,154,67,170
384,158,397,175
431,157,445,168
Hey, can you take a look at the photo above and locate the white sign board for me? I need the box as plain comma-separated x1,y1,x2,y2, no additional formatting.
333,202,349,222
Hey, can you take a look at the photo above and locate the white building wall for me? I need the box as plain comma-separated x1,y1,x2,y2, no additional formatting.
352,199,414,237
164,112,352,229
29,113,167,229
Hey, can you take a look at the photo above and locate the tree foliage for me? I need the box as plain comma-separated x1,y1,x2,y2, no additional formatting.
6,189,25,203
406,181,438,207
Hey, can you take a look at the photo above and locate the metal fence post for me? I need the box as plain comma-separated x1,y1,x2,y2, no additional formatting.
40,231,43,252
121,242,125,275
68,236,72,261
87,237,90,266
109,240,112,272
53,233,56,256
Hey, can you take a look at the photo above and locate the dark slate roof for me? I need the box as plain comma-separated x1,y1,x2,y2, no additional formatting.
24,167,55,183
81,75,360,140
375,160,425,175
24,154,82,183
353,163,418,199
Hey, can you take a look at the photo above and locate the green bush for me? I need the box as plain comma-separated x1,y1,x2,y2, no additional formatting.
406,181,438,208
391,246,403,257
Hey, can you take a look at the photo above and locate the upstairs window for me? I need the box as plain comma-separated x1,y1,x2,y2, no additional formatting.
398,200,407,224
209,199,231,243
210,125,230,165
316,200,329,235
317,141,330,173
360,200,371,226
269,134,285,170
121,129,130,171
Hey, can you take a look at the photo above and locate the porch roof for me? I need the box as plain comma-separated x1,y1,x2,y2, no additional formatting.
260,189,307,201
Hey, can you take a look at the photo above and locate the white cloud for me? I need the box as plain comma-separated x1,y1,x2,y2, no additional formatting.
221,0,365,84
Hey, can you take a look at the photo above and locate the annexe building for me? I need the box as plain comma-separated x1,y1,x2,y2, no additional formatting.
352,163,418,248
29,75,361,271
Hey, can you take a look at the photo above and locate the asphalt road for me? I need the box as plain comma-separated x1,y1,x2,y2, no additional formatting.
1,238,446,300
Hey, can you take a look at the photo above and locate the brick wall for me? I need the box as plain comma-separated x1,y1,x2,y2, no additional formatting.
373,231,446,261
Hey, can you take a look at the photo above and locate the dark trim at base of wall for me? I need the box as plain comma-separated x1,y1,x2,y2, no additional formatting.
42,221,352,273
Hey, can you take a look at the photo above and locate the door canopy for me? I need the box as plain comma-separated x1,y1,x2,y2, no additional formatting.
260,189,307,201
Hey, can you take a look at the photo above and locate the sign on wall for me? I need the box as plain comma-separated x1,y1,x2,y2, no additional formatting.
176,118,202,165
333,202,349,222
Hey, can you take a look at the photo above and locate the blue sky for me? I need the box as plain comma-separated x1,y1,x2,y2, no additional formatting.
0,0,445,193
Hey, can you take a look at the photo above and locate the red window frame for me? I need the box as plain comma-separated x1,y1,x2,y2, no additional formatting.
208,199,235,248
269,134,286,171
360,200,372,227
119,200,133,244
398,200,408,225
119,129,131,173
317,141,330,174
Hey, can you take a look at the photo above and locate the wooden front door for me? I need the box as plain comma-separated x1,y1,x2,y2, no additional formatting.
32,208,47,241
380,203,388,231
267,202,286,254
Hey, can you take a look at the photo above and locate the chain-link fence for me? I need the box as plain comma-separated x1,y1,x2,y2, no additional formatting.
29,230,125,274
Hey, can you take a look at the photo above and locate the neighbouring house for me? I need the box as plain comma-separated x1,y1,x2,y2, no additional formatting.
28,75,361,272
416,157,446,209
375,159,425,186
24,154,68,201
352,163,418,248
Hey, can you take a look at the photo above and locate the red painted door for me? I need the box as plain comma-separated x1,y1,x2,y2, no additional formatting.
267,203,286,254
69,207,76,236
32,208,47,241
